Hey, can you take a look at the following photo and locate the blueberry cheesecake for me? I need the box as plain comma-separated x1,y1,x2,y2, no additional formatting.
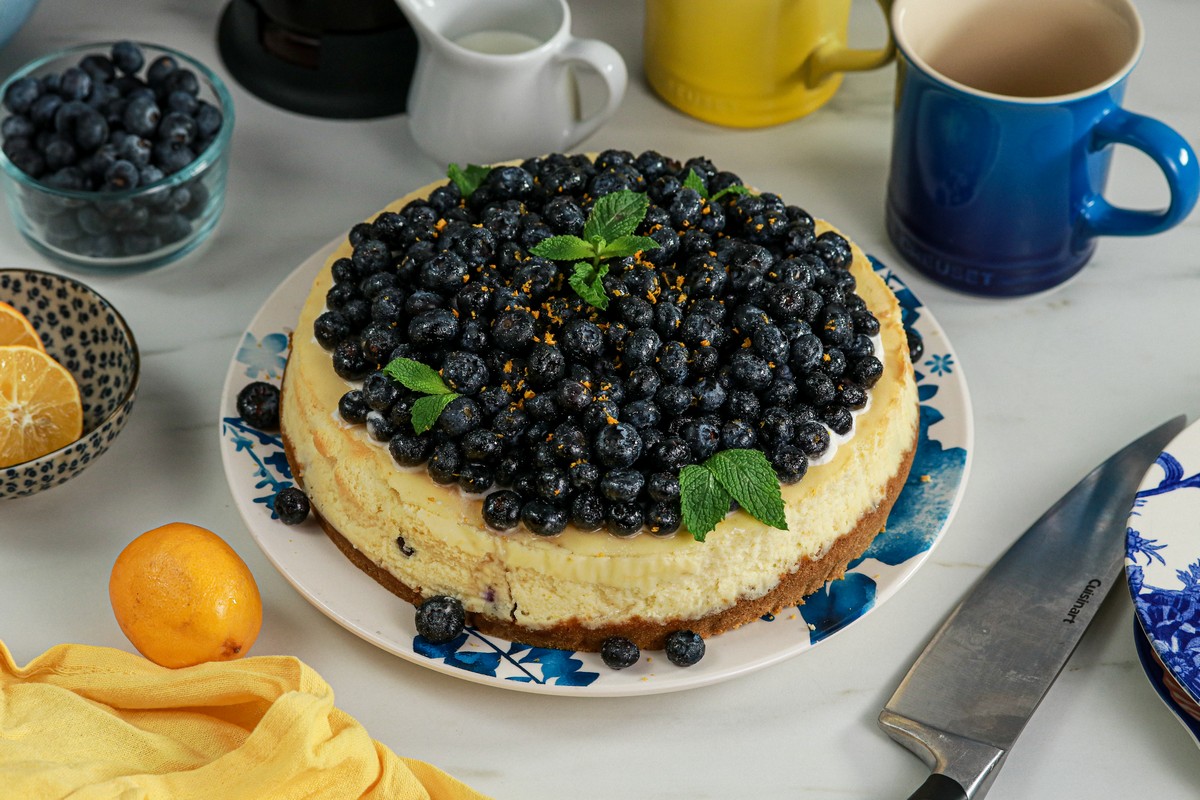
280,152,918,652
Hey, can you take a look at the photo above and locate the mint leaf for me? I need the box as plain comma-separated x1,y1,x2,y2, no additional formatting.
447,163,491,199
569,261,610,310
679,464,732,542
584,190,649,243
598,234,661,260
530,235,597,262
410,393,459,435
711,184,753,202
683,169,707,197
383,358,452,395
705,449,787,531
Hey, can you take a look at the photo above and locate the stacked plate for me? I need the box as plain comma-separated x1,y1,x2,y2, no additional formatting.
1125,418,1200,746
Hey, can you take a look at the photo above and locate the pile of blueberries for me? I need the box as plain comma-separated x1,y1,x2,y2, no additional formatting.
320,151,886,540
0,41,223,259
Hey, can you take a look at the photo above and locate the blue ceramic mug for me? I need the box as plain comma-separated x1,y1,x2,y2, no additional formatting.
886,0,1199,296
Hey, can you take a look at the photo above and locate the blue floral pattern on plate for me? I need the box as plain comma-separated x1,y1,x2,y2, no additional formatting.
218,245,972,696
1126,422,1200,710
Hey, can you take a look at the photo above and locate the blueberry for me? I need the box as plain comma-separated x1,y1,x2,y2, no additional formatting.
646,502,682,536
122,94,160,138
770,444,808,484
111,41,145,75
104,159,139,190
332,340,370,381
59,67,92,101
681,418,720,460
157,110,196,145
849,355,884,388
384,430,428,468
438,396,481,437
823,404,853,436
594,423,642,468
408,308,459,345
606,502,644,536
441,351,488,394
561,318,603,360
194,101,223,139
664,630,705,667
236,381,280,429
814,231,853,269
483,490,524,530
3,77,40,114
146,54,179,88
521,500,568,536
570,491,605,530
152,140,194,174
600,636,640,670
795,420,831,458
427,441,463,484
458,463,495,494
599,468,644,504
274,486,310,525
491,309,536,352
906,328,924,362
415,596,466,644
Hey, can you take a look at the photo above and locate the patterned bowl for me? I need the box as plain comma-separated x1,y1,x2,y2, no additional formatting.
1125,416,1200,710
0,268,139,498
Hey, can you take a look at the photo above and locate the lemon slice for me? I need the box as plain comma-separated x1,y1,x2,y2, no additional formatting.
0,345,84,468
0,302,44,351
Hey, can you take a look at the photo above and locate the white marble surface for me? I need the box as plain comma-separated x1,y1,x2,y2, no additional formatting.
3,0,1200,797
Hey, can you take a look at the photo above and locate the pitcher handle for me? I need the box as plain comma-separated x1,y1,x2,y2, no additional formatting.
556,37,628,143
1080,107,1200,237
806,0,895,86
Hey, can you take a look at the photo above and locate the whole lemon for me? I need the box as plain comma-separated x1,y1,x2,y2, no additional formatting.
109,522,263,668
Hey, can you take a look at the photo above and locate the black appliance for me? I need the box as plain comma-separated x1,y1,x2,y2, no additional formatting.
217,0,417,119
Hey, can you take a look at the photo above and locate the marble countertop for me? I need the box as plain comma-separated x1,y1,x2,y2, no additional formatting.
4,0,1200,797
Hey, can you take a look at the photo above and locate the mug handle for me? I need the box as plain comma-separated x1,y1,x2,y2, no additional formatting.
805,0,896,86
1081,108,1200,237
555,37,629,143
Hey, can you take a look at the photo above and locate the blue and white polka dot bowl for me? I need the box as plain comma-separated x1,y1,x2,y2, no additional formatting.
1,268,139,498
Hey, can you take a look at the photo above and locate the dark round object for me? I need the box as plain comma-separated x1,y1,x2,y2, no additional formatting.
415,595,466,644
236,381,280,429
600,636,640,670
274,486,310,525
483,490,523,530
664,629,706,667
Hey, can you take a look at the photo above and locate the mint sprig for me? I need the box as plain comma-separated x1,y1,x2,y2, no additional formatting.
679,449,787,542
447,163,491,199
530,189,660,310
382,357,460,434
683,168,754,203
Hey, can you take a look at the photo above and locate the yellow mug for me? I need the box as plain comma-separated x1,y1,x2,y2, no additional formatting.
643,0,894,127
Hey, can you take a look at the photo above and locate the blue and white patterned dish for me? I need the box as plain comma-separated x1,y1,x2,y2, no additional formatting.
1133,620,1200,747
1,268,139,499
1126,418,1200,710
219,243,973,696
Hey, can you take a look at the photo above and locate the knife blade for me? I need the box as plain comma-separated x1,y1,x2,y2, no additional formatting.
879,415,1187,800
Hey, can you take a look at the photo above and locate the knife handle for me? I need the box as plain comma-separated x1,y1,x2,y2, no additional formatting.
907,774,968,800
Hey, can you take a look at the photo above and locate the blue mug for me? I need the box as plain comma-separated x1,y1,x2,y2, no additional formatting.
886,0,1199,296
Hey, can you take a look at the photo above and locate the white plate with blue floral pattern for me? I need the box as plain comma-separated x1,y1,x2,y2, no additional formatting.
219,243,973,696
1126,418,1200,714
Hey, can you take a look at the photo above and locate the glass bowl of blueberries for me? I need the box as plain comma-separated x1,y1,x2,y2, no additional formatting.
0,41,233,270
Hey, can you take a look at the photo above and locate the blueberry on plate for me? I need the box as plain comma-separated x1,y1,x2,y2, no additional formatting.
664,629,706,667
600,636,640,670
415,596,466,644
236,381,280,429
274,486,310,525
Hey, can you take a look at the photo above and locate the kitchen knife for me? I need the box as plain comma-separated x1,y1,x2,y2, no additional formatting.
880,415,1187,800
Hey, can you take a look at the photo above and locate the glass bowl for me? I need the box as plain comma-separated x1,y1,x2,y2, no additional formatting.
0,41,234,270
0,268,139,498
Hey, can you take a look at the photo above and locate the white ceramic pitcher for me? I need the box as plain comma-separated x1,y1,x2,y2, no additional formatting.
395,0,628,165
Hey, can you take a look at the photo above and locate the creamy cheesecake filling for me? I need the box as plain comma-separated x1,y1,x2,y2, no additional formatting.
281,182,918,636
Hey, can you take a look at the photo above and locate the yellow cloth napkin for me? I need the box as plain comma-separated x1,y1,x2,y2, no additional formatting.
0,640,491,800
